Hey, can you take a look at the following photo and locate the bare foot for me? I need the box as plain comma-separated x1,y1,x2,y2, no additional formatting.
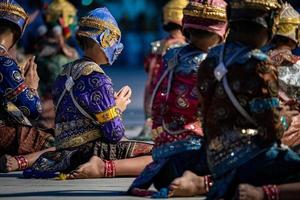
239,184,264,200
169,170,206,197
0,155,19,172
67,156,105,179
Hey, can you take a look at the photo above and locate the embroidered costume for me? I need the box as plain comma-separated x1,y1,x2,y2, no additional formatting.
197,1,300,199
0,0,54,171
268,3,300,154
29,8,152,176
141,0,188,138
129,0,227,196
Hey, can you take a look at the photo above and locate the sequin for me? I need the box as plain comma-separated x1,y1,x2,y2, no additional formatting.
12,70,22,82
176,96,189,109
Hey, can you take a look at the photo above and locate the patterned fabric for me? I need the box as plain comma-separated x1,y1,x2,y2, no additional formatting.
129,44,207,193
30,140,152,174
152,45,206,146
268,46,300,154
198,42,285,176
268,47,300,99
0,123,54,156
198,41,300,199
144,35,186,119
53,59,125,149
0,46,42,121
76,7,123,65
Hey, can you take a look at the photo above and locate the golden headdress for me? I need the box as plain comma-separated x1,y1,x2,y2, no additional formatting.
163,0,188,26
276,3,300,45
229,0,281,11
45,0,77,28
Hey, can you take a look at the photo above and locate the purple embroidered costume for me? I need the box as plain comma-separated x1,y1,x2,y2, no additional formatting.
29,8,152,176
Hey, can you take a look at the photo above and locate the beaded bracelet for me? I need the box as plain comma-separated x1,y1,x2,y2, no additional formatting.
14,155,29,170
104,160,116,178
262,185,279,200
204,175,213,193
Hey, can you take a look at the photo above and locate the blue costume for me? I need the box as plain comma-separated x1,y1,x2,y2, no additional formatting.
0,0,42,122
0,1,55,172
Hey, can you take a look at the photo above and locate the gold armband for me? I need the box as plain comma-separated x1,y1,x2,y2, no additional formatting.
95,106,120,123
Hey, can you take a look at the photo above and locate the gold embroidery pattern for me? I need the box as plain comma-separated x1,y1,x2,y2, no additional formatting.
56,129,102,149
78,17,120,48
95,106,120,124
230,0,281,11
0,3,28,20
81,64,104,76
184,2,227,22
151,126,164,140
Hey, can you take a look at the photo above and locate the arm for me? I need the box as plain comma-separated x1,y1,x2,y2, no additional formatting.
249,61,285,142
1,57,42,120
84,73,125,144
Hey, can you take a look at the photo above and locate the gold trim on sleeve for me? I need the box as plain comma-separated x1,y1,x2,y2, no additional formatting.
95,106,120,124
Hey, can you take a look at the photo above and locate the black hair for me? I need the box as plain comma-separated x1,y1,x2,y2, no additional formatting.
272,35,296,46
0,19,21,45
163,22,182,32
228,20,267,38
77,36,97,51
185,28,218,40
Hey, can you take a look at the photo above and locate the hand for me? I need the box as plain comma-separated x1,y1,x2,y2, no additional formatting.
115,85,132,113
24,56,39,90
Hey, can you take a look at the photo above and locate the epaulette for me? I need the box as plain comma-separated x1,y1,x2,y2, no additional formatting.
81,63,104,76
60,60,105,78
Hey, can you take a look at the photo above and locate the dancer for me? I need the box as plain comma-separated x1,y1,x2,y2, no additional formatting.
129,0,227,197
27,7,153,179
0,0,55,173
197,0,300,199
139,0,188,138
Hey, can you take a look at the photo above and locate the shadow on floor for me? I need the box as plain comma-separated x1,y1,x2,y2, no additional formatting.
0,190,127,197
0,173,23,178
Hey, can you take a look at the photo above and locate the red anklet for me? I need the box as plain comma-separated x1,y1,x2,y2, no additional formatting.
104,160,116,178
204,175,213,193
14,156,29,170
262,185,279,200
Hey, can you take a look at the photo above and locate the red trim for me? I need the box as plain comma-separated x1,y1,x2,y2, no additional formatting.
104,160,116,178
5,83,27,100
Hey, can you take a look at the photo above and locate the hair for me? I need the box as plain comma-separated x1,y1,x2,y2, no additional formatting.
227,20,269,48
77,36,98,51
229,20,266,36
272,35,297,49
187,28,218,39
163,22,182,32
0,19,21,44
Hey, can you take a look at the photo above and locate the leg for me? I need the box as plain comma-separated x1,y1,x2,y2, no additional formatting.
0,147,55,172
239,182,300,200
115,156,152,176
67,155,152,179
